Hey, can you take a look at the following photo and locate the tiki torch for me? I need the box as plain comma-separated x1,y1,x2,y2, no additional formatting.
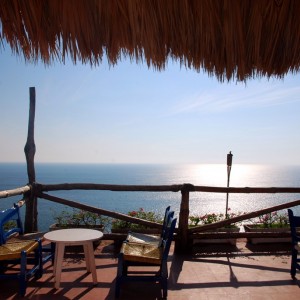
225,151,233,217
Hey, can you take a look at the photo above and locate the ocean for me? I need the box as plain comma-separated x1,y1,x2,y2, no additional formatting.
1,163,300,232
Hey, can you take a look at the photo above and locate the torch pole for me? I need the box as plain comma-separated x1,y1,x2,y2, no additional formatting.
225,151,233,217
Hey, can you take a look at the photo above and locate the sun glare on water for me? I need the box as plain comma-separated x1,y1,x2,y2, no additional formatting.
186,164,290,216
186,163,259,187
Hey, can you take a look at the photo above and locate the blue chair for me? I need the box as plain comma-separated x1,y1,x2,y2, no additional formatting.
0,204,43,296
116,216,177,299
126,206,174,246
287,209,300,278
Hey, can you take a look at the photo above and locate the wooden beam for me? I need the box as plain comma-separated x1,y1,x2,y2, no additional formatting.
175,184,192,253
0,185,30,199
190,232,291,239
37,191,163,229
189,198,300,233
24,87,37,233
39,183,182,192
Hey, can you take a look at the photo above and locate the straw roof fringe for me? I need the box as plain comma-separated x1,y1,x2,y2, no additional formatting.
1,0,300,81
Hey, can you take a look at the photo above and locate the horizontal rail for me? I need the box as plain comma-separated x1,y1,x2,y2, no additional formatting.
2,184,300,199
37,183,182,192
0,185,31,199
194,186,300,193
37,183,300,194
102,231,292,241
190,232,291,239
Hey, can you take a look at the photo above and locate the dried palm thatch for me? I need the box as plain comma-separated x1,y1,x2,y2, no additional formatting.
1,0,300,81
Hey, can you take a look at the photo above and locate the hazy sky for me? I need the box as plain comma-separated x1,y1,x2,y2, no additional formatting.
1,45,300,165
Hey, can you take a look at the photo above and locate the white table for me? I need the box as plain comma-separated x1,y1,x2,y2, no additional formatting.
44,228,103,289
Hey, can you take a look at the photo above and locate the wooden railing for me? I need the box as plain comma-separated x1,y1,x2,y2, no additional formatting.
2,182,300,253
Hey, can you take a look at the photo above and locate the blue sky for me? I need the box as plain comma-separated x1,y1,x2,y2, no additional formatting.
1,45,300,165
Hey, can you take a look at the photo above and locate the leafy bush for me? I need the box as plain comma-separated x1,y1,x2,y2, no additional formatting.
189,209,241,228
53,209,110,232
252,211,289,228
112,208,163,230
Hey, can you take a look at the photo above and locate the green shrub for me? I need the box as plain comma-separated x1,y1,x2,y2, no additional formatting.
53,208,110,232
112,208,163,230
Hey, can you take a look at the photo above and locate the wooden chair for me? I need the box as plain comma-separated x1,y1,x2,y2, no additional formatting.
126,206,174,246
287,209,300,278
0,204,43,296
115,216,177,299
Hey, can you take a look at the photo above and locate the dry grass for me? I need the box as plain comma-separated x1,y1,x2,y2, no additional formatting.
1,0,300,81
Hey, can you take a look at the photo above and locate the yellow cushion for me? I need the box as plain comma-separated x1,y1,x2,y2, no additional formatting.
127,232,162,247
121,242,162,265
0,240,38,260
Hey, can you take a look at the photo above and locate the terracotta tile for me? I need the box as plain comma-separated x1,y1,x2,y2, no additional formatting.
0,240,299,299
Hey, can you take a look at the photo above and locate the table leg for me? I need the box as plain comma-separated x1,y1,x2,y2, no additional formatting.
54,243,65,289
53,243,58,276
86,242,98,285
83,243,91,272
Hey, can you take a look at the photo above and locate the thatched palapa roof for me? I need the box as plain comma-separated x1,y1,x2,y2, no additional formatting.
1,0,300,81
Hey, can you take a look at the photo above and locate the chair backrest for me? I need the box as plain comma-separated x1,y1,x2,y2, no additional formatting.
288,209,300,245
0,204,24,245
161,206,174,238
161,216,177,261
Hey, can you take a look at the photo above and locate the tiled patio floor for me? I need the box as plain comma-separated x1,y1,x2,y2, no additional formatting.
1,239,300,299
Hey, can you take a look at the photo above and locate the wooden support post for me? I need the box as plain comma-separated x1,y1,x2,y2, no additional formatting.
175,184,193,253
24,87,37,233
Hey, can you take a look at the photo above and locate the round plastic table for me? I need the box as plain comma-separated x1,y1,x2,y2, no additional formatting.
44,228,103,289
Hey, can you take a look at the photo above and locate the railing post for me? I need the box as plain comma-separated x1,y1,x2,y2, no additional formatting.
24,87,37,233
175,184,194,253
